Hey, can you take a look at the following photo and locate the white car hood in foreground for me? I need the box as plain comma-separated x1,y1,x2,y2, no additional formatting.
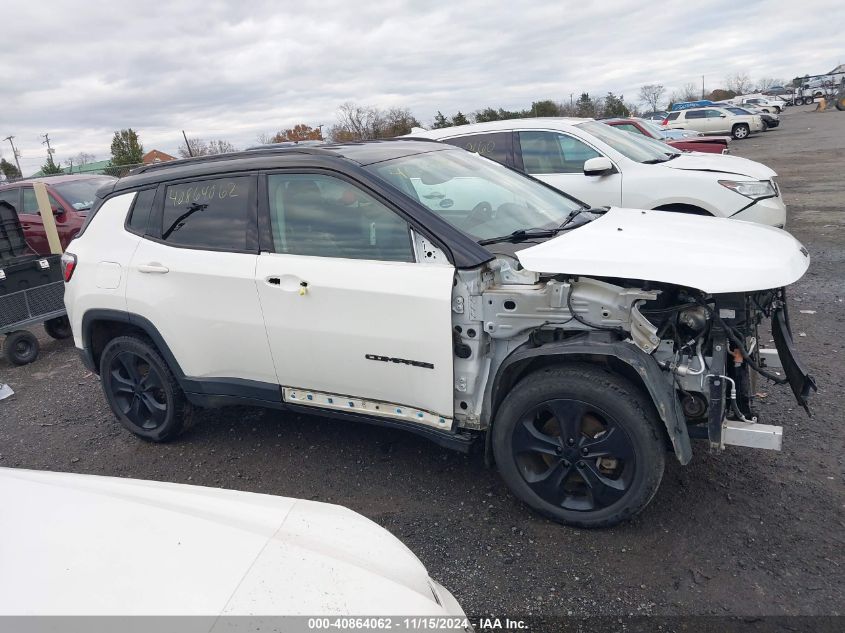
516,208,809,294
661,152,775,179
0,468,464,618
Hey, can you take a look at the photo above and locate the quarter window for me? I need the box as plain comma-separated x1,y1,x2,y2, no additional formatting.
127,188,156,235
518,131,601,174
161,176,251,250
665,112,680,121
266,174,413,262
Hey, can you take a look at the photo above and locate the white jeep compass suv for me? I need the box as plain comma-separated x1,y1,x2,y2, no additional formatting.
63,141,815,528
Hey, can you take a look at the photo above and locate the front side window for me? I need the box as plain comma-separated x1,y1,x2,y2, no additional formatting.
366,148,583,241
442,133,512,166
162,176,251,250
704,109,724,118
266,174,413,262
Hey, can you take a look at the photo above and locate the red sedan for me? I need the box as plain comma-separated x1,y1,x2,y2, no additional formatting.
0,174,116,254
603,118,731,154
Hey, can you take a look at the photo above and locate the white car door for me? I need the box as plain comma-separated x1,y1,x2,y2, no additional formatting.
703,109,730,133
254,172,455,421
516,130,623,206
125,174,278,388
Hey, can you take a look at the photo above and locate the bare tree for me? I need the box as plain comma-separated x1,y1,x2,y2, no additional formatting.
638,84,666,112
256,131,275,145
725,72,753,96
76,152,95,165
681,82,700,101
207,139,237,154
330,102,381,141
756,77,785,91
178,137,209,158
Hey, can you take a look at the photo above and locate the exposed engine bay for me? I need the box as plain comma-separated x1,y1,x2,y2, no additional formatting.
451,254,817,459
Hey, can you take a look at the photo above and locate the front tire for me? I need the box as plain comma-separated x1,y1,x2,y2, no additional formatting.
732,123,750,139
100,336,193,442
492,365,665,528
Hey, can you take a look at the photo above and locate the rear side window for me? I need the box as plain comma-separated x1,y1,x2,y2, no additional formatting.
442,133,513,166
126,188,156,235
665,112,680,121
685,110,705,119
161,176,252,250
22,187,62,213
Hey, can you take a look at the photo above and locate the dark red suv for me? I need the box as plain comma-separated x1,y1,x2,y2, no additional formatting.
0,175,116,254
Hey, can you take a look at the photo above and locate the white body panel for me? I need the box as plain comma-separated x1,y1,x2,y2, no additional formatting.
62,192,141,350
664,108,764,135
126,240,277,383
0,468,466,617
408,118,786,227
255,253,455,417
516,207,810,294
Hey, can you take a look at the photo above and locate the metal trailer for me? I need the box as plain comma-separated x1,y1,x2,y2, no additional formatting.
0,200,70,366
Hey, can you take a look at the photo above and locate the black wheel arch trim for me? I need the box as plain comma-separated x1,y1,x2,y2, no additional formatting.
483,332,692,466
80,309,281,403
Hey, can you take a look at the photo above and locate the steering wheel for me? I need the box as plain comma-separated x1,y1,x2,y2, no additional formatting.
466,201,494,227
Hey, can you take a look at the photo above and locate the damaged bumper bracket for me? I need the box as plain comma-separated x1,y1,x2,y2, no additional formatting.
772,306,817,414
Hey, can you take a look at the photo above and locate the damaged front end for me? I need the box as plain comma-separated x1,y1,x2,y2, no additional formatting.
647,287,817,451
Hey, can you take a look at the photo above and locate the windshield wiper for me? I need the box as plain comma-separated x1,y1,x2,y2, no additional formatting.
478,206,608,246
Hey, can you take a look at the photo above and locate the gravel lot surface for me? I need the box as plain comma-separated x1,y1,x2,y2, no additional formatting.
1,103,843,625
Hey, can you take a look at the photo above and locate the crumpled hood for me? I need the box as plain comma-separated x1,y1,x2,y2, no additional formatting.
516,207,809,294
661,152,775,179
0,468,451,616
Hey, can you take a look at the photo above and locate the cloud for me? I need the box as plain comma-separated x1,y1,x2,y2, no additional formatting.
1,0,843,174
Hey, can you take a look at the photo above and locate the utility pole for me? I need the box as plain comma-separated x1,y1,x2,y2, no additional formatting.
42,133,55,160
702,75,705,99
3,135,23,175
181,130,194,157
317,123,324,140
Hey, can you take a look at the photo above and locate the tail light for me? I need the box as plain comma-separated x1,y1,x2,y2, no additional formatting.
661,118,669,125
61,252,77,282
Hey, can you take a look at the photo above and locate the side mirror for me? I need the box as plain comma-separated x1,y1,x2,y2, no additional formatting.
51,206,63,216
720,114,727,118
583,156,614,176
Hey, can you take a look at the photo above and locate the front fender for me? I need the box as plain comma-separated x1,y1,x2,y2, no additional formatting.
483,333,692,465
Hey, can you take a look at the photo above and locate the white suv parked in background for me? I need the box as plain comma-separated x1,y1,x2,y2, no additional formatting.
662,107,765,139
408,118,785,226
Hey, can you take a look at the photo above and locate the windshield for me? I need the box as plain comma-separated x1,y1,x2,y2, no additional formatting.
576,121,675,163
365,149,584,241
53,177,116,212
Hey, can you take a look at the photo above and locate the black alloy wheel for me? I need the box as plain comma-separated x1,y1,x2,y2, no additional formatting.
493,365,665,528
511,399,635,512
100,336,192,441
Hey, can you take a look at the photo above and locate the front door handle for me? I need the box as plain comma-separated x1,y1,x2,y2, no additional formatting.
138,262,169,274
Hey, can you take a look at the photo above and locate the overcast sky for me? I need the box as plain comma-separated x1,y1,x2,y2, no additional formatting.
2,0,843,175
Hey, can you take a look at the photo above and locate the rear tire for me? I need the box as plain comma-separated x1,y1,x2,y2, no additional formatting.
100,336,193,442
4,330,39,365
492,365,665,528
44,316,72,340
732,123,750,139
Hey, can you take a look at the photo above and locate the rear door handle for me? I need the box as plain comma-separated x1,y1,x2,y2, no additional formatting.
138,262,169,274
